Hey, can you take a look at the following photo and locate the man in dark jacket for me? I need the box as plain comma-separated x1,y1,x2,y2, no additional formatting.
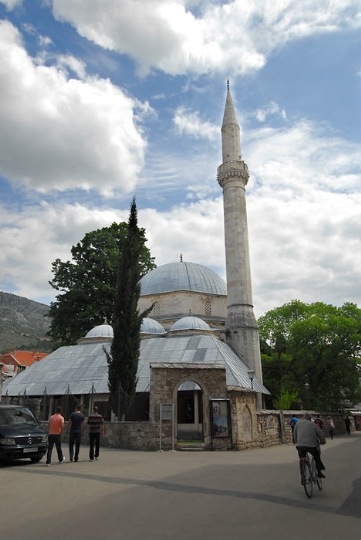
293,412,326,481
87,406,104,462
66,405,85,462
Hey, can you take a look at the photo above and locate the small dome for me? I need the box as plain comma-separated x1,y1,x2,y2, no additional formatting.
140,318,166,335
85,324,113,339
170,317,211,332
139,261,227,296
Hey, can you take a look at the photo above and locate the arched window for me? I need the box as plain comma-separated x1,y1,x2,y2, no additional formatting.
205,300,212,317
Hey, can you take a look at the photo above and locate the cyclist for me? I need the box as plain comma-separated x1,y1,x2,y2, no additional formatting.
293,412,326,484
314,414,324,430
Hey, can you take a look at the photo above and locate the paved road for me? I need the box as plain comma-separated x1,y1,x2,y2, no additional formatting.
1,432,360,540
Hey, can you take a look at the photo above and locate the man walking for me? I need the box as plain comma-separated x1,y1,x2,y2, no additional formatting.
66,405,85,462
88,406,105,461
293,412,326,484
46,406,65,466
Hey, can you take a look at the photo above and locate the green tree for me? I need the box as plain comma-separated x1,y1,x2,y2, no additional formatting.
105,199,152,418
48,222,155,347
273,386,299,410
259,300,361,410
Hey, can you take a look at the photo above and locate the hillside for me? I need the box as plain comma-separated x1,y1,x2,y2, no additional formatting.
0,292,52,354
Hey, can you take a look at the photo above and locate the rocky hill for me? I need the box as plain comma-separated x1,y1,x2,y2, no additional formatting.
0,292,52,354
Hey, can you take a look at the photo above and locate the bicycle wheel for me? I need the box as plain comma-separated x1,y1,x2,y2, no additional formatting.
302,460,313,498
312,458,322,491
311,457,322,490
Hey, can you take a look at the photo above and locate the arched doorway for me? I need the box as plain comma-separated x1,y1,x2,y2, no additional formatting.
177,381,203,441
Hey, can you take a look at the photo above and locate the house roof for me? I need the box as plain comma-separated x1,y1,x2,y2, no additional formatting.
0,351,48,368
2,335,269,397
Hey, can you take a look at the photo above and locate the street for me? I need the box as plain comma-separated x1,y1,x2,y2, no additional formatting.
1,432,360,540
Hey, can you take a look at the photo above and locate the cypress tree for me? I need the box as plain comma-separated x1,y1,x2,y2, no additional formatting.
106,198,151,418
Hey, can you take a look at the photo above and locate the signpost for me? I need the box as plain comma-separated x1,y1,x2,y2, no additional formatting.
159,403,174,451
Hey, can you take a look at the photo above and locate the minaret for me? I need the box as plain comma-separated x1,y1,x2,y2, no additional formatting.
217,81,263,384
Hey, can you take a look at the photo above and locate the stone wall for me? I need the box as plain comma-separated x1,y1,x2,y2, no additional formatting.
40,410,350,452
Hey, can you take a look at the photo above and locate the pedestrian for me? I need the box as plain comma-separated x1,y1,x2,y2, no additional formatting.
344,416,351,435
327,416,335,439
87,406,105,461
289,415,298,435
293,412,326,484
66,405,85,462
46,406,65,466
314,414,324,430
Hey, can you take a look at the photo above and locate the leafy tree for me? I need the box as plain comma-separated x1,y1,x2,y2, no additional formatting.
259,300,361,410
105,199,152,418
48,222,155,347
273,386,299,410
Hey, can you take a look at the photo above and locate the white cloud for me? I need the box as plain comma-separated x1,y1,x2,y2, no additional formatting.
173,106,219,140
253,102,287,122
139,198,225,272
0,201,128,303
246,120,361,316
38,34,53,48
249,189,361,317
1,114,360,319
0,0,23,9
54,54,87,79
0,20,150,196
247,121,361,194
0,6,360,319
52,0,361,76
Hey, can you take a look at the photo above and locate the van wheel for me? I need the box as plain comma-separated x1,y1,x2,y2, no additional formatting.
30,456,42,463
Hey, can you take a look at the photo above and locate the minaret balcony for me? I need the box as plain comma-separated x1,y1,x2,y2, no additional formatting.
217,161,249,188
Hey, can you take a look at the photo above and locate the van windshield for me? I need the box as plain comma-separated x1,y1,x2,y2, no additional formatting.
0,407,38,426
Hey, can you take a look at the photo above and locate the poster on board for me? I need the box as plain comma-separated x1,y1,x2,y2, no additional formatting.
210,399,231,438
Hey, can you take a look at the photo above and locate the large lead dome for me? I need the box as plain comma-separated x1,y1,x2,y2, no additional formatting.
139,261,227,296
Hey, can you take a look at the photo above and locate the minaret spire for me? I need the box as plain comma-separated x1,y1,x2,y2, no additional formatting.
217,82,263,391
221,81,242,164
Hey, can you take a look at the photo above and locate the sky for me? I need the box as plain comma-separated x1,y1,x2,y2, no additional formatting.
0,0,360,319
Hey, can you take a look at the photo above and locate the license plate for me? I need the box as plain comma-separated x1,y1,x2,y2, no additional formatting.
23,447,38,453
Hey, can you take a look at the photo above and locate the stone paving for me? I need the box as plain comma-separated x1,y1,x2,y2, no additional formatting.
1,432,360,540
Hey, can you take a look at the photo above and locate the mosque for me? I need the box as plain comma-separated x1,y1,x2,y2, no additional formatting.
3,83,270,450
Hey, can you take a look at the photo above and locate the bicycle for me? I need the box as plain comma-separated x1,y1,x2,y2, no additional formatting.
300,453,323,498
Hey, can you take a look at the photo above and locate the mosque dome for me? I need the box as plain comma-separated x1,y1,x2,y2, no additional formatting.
139,261,227,296
84,324,114,339
140,318,166,335
170,316,211,332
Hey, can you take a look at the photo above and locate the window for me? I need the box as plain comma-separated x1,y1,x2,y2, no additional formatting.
152,301,160,317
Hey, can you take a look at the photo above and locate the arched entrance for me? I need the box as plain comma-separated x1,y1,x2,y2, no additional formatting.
177,381,203,441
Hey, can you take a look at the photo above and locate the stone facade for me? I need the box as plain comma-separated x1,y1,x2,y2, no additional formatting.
138,290,226,331
149,362,228,448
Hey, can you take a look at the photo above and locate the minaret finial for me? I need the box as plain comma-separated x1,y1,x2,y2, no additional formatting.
180,253,183,262
227,78,229,91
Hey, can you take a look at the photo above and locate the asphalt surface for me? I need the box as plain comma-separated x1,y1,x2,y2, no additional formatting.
1,432,360,540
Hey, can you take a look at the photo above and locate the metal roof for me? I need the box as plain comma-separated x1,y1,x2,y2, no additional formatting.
85,324,113,339
140,318,166,335
170,316,211,332
2,335,269,397
139,262,227,296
